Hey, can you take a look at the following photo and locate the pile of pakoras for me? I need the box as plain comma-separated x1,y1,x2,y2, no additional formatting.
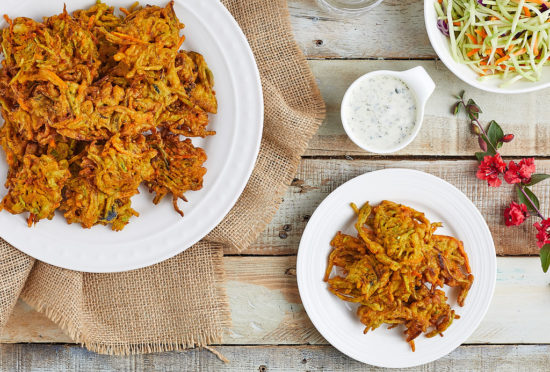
325,201,474,351
0,1,217,230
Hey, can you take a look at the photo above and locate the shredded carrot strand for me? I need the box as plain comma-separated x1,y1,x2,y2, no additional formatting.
512,47,527,56
474,29,487,38
111,32,146,44
511,0,550,8
87,15,95,29
3,15,13,34
177,35,185,49
495,55,510,64
466,33,478,44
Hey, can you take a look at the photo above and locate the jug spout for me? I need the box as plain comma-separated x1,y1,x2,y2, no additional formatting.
398,66,436,103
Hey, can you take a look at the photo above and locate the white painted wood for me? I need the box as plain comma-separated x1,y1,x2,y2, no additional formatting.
248,159,550,256
2,2,548,367
306,60,550,157
289,0,434,59
224,257,550,346
3,257,550,346
1,344,550,371
469,257,550,344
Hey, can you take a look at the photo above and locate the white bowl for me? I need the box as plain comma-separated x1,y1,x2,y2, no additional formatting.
341,67,435,154
424,0,550,94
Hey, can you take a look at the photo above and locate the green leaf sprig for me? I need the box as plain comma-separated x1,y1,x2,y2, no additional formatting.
453,92,550,273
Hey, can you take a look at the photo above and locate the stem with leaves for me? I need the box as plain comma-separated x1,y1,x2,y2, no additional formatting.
453,91,550,273
453,91,513,161
518,185,545,220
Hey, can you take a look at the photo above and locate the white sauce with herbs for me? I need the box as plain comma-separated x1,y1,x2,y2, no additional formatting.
343,75,417,151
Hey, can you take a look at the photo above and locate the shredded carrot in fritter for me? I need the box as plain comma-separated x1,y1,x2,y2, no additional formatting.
0,2,217,230
325,201,474,351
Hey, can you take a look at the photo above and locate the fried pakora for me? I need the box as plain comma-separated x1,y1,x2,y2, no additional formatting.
0,1,217,230
325,201,474,351
146,131,206,217
0,154,70,225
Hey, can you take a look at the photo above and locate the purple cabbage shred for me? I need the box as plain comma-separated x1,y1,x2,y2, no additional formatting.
437,19,449,37
514,30,526,39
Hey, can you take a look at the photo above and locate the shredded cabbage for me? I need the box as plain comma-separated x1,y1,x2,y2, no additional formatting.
435,0,550,86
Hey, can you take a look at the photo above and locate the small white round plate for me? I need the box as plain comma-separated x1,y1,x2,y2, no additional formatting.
297,169,496,368
0,0,263,272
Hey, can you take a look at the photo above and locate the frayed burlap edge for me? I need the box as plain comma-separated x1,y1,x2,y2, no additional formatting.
2,0,323,358
208,1,326,252
19,247,231,356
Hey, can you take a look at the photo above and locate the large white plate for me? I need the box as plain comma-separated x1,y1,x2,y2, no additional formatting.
0,0,263,272
297,169,496,368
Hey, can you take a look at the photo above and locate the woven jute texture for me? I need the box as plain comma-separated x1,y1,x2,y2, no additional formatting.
0,0,325,355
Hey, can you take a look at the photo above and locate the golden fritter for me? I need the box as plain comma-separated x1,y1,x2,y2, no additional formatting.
0,2,217,230
325,201,474,351
146,131,207,216
0,13,99,146
0,154,70,226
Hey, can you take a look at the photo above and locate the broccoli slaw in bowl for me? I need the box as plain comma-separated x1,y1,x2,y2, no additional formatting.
425,0,550,93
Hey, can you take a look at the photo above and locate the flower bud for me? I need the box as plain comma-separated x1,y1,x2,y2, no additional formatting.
471,123,481,135
502,134,514,143
452,102,460,115
478,136,488,152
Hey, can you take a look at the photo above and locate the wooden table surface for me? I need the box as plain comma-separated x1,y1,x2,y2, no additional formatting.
3,1,550,370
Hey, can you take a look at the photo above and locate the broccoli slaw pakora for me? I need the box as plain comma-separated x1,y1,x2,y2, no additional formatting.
325,201,474,351
0,1,217,230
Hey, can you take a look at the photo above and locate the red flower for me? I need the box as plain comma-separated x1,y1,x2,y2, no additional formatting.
534,218,550,249
504,202,528,226
504,158,536,184
477,154,506,187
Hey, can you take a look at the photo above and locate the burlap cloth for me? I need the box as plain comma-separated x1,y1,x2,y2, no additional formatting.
0,0,325,355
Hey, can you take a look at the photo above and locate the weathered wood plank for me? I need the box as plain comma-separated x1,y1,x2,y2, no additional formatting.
305,59,550,157
289,0,434,59
229,256,550,345
2,257,550,345
245,159,548,255
1,344,550,372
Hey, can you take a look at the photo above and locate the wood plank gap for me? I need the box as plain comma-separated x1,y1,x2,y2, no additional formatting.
306,60,550,157
222,254,298,257
3,344,550,371
209,342,550,347
222,254,538,258
306,57,439,61
301,155,550,161
6,342,550,347
301,155,478,161
2,257,548,344
5,342,550,348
